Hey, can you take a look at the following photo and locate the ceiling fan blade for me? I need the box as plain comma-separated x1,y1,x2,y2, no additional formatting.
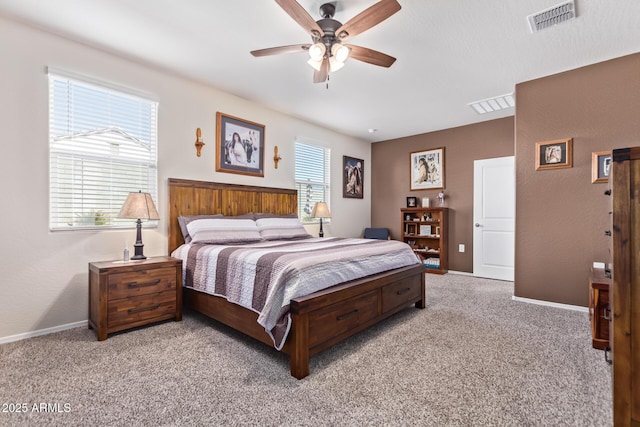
275,0,325,37
336,0,401,41
251,44,310,57
346,44,396,68
313,59,329,83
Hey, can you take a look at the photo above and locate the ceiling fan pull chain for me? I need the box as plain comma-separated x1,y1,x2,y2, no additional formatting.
326,74,330,90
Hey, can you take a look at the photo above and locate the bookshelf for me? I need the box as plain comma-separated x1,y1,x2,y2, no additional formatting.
401,207,448,274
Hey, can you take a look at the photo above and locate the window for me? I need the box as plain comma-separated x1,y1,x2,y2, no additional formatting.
48,69,158,230
295,141,330,222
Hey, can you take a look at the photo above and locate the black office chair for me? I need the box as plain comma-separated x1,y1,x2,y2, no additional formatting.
363,227,390,240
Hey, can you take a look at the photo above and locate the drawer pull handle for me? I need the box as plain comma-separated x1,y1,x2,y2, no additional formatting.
337,309,359,321
396,287,411,295
128,304,160,314
603,307,611,321
127,279,161,288
604,347,612,365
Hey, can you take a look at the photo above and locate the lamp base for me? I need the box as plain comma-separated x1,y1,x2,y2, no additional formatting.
131,243,146,260
131,219,146,259
319,218,324,238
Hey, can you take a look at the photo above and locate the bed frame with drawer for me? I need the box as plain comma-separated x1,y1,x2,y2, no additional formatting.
168,178,425,379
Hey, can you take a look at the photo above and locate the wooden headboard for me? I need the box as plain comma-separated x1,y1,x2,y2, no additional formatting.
168,178,298,254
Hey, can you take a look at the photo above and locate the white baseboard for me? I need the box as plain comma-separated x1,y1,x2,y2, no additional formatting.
512,296,589,313
445,270,474,276
0,320,88,345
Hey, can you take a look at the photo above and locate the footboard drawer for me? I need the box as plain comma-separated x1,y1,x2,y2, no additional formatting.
381,275,422,313
307,290,379,348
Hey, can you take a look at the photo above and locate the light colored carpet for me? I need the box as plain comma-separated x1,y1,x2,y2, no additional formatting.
0,274,612,426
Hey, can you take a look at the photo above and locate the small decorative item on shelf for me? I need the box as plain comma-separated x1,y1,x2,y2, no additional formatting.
437,190,445,206
406,196,417,208
422,197,429,207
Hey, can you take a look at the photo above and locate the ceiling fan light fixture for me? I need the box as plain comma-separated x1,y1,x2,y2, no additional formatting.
331,43,351,63
329,57,345,72
307,57,323,71
308,43,326,61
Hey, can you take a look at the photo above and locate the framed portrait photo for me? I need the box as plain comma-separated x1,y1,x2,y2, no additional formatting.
535,138,572,171
406,196,417,208
216,112,265,177
343,156,364,199
410,147,445,191
591,150,612,184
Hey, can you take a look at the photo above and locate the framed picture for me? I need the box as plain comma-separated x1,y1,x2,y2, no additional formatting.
410,147,445,190
535,138,573,171
216,112,265,177
343,156,364,199
591,151,612,184
406,196,417,208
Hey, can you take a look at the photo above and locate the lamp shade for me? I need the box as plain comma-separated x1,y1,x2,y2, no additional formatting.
311,202,331,219
117,191,159,220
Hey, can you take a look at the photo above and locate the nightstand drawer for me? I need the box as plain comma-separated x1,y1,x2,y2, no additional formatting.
108,267,176,299
108,290,177,328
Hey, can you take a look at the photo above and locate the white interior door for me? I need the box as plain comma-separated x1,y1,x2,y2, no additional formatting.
473,156,515,281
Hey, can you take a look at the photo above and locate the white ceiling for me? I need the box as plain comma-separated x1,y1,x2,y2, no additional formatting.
1,0,639,142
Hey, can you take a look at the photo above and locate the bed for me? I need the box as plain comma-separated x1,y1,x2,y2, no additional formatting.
168,178,426,379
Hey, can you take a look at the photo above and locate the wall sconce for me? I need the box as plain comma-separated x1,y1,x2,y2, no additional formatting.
195,128,205,157
274,146,282,169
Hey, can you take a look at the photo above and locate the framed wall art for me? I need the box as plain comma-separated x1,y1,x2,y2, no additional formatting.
410,147,445,191
591,150,612,184
406,196,417,208
343,156,364,199
535,138,573,171
216,112,265,177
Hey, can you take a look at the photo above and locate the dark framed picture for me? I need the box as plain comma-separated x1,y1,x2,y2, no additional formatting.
410,147,445,190
343,156,364,199
591,151,612,183
406,196,417,208
535,138,573,171
216,112,265,177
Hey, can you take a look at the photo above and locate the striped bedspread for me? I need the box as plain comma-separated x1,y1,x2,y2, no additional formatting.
171,237,420,349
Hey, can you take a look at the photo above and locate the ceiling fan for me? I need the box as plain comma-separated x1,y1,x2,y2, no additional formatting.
251,0,401,83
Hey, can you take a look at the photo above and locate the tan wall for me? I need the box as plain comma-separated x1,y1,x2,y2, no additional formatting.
371,118,515,272
514,53,640,306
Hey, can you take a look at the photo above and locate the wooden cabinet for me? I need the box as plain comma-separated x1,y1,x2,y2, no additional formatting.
589,267,611,350
89,256,182,340
609,146,640,426
401,207,448,274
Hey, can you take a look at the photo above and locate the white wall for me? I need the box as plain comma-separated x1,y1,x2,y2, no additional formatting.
0,17,371,341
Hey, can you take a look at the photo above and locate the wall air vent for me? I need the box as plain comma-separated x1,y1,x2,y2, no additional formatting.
527,0,576,33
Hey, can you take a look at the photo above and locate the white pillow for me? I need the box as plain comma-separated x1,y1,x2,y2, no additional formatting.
255,217,311,240
187,218,262,244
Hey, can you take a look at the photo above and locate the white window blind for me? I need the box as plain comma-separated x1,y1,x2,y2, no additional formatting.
295,141,330,222
48,70,158,230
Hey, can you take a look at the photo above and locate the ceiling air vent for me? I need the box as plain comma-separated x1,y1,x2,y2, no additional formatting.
527,0,576,33
468,93,515,115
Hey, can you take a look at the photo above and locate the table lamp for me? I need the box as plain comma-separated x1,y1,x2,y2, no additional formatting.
311,201,331,238
117,191,159,260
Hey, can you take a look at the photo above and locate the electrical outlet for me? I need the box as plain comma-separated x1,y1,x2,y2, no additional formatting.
458,244,465,253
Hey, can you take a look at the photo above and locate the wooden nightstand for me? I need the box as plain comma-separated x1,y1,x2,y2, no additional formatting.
88,256,182,340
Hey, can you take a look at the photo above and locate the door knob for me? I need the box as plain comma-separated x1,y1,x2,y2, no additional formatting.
475,223,481,227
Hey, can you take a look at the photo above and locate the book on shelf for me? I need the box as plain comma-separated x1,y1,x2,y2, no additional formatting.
424,257,440,269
